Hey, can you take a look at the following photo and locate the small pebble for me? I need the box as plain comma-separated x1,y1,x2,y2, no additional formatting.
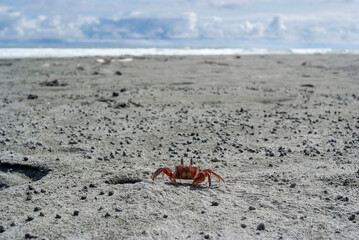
211,201,219,206
257,223,265,231
34,207,41,212
24,233,37,239
26,194,32,201
0,225,6,233
55,214,61,219
73,210,80,216
26,216,34,222
290,183,296,188
27,94,38,100
348,214,355,221
241,224,247,228
108,191,114,196
249,206,256,211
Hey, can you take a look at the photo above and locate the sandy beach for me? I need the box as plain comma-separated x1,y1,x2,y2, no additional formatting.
0,54,358,239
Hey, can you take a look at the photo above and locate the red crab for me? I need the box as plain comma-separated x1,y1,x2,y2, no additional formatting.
151,158,224,187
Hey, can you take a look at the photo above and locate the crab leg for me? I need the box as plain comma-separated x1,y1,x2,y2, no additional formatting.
151,167,177,185
202,169,224,182
192,172,211,187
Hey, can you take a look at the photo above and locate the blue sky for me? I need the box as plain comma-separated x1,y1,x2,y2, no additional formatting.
0,0,359,48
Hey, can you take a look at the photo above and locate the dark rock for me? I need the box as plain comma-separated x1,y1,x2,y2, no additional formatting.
26,194,32,201
211,201,219,206
0,225,6,233
249,206,256,211
112,92,119,97
40,79,67,87
348,214,355,221
26,216,34,222
34,207,41,212
108,191,114,196
27,94,38,100
241,224,247,228
73,210,80,216
55,214,61,219
257,223,265,231
290,183,296,188
24,233,37,239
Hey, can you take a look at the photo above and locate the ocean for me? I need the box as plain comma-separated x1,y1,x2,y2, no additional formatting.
0,48,358,58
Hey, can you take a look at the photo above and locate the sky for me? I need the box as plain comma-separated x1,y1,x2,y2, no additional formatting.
0,0,359,48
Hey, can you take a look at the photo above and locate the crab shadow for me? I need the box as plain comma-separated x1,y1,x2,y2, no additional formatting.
164,182,216,191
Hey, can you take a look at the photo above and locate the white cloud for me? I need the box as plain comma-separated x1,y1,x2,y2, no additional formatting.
1,1,359,47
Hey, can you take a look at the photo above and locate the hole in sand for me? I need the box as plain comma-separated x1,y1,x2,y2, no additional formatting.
105,175,142,185
0,161,50,190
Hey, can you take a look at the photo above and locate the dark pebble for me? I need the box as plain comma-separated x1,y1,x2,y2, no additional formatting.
249,206,256,211
257,223,265,231
27,94,38,100
28,185,34,190
26,216,34,222
115,71,122,76
39,212,44,217
80,196,87,200
26,194,32,201
89,183,96,188
34,207,41,212
204,234,210,239
0,225,6,233
23,157,29,161
108,191,114,196
73,210,80,216
99,191,105,195
104,212,111,218
55,214,61,219
348,214,355,221
241,224,247,228
112,92,119,97
163,215,168,218
120,88,126,92
24,233,37,239
211,201,219,206
290,183,296,188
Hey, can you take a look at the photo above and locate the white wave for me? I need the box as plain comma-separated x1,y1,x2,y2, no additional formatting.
0,48,357,58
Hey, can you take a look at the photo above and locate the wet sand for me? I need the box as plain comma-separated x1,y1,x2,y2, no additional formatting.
0,55,358,239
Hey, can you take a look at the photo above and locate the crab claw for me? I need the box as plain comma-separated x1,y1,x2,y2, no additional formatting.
192,172,209,186
151,167,178,185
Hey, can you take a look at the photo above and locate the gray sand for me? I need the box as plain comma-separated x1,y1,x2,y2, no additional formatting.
0,55,358,239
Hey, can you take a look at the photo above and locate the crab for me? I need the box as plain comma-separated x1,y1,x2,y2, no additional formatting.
151,158,224,187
